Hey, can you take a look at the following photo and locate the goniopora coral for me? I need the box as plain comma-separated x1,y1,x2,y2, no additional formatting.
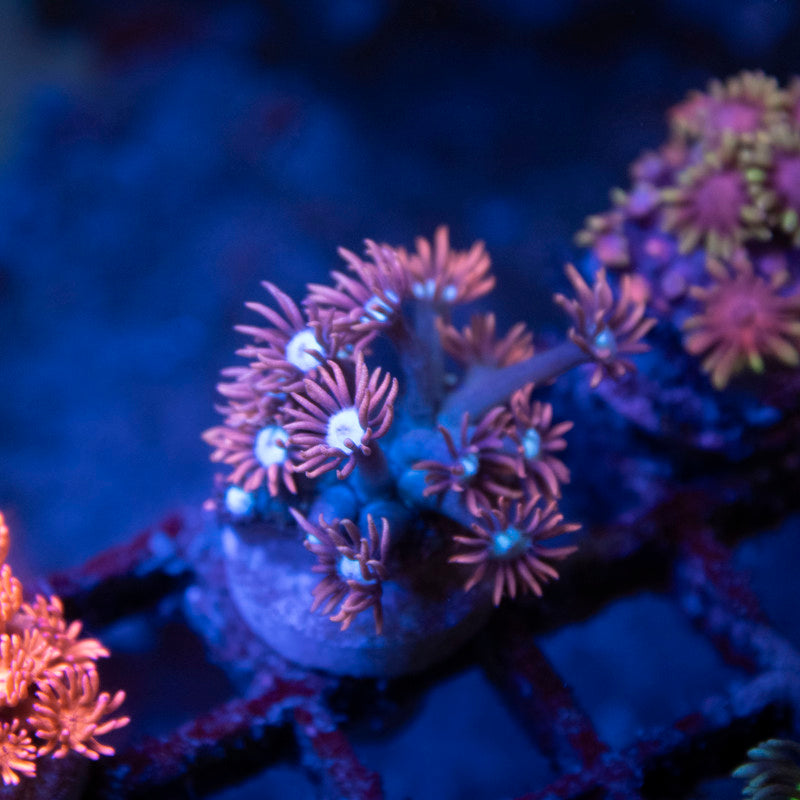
576,70,800,390
204,227,654,646
0,513,128,786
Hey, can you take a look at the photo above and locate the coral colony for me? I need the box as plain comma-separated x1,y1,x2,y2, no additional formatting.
0,513,128,786
203,226,653,662
576,71,800,393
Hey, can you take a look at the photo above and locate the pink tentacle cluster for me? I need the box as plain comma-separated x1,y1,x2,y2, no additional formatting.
286,353,398,479
414,407,520,512
450,496,579,607
292,510,391,634
554,264,655,388
437,312,534,368
397,225,494,306
508,384,572,499
307,240,409,333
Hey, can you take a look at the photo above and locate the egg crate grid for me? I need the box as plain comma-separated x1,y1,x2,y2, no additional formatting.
40,430,800,800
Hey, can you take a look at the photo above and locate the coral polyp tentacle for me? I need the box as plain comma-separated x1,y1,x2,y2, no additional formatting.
413,407,519,511
508,384,573,499
450,496,579,606
292,509,390,633
661,143,766,258
437,313,534,368
669,70,784,143
397,225,495,307
30,665,129,760
555,264,655,387
202,375,298,496
234,281,356,395
307,240,409,333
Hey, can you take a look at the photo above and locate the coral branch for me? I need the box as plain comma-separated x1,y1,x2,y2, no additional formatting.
438,339,588,426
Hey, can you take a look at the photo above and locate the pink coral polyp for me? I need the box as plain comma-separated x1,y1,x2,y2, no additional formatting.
684,258,800,388
286,353,398,479
451,496,579,607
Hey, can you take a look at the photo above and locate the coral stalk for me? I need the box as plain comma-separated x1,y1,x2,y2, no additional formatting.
438,339,587,426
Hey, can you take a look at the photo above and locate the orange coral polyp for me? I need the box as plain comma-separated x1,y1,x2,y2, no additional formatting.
0,720,37,785
0,629,53,707
21,595,110,667
0,512,128,784
0,565,22,627
30,666,129,760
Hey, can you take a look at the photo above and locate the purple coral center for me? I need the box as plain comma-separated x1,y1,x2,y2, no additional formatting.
728,295,760,327
775,155,800,210
710,100,762,135
692,170,746,233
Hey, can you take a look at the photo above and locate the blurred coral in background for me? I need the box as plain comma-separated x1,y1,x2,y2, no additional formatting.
578,71,800,389
574,71,800,455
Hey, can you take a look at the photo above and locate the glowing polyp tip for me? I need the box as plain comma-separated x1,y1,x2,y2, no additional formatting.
361,291,398,323
490,526,527,560
224,486,254,516
523,428,541,459
459,453,479,478
593,327,617,355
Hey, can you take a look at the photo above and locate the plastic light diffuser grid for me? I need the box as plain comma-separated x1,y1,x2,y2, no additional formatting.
42,428,800,800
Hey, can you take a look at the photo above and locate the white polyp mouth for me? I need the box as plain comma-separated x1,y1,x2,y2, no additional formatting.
490,526,527,560
337,554,374,584
326,407,365,453
412,278,436,300
224,486,254,516
361,291,398,323
523,428,542,460
254,425,288,467
286,328,325,372
459,453,480,478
